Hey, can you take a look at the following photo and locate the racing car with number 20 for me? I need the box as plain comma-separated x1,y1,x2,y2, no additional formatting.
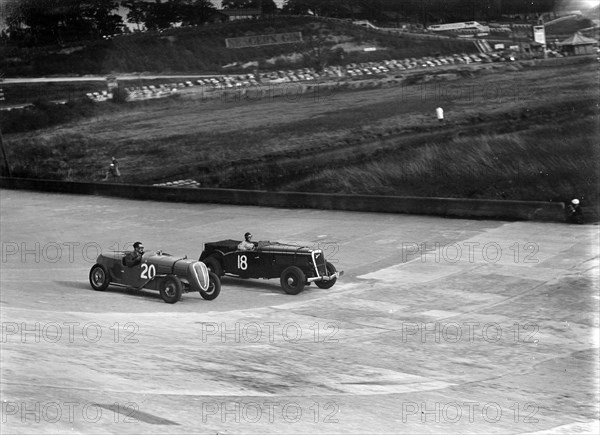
89,250,221,303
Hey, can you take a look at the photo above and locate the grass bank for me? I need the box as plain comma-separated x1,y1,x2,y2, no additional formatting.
1,61,597,219
280,119,599,205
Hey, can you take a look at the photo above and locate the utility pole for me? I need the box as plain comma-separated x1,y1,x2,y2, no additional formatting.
0,126,11,177
0,73,10,177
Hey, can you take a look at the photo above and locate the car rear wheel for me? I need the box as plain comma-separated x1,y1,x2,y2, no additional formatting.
200,271,221,300
160,275,182,304
280,266,306,295
203,257,223,277
89,264,110,291
316,262,337,289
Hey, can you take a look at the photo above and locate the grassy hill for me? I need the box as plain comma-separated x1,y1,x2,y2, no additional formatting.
2,18,596,219
2,59,598,218
0,17,477,76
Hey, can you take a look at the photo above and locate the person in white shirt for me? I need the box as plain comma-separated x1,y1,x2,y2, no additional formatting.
237,232,255,250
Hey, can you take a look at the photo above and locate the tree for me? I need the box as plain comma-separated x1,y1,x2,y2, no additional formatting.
379,0,418,26
142,0,179,30
81,0,123,36
358,0,385,21
319,0,359,18
4,0,123,44
302,24,336,71
175,0,217,26
121,0,216,31
282,0,332,16
121,0,146,31
281,0,311,15
4,0,78,44
261,0,279,14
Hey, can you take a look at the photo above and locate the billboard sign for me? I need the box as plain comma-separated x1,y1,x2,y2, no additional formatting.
533,26,546,45
226,32,302,49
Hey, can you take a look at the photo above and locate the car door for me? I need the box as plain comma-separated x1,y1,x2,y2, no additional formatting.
122,256,153,288
233,250,264,278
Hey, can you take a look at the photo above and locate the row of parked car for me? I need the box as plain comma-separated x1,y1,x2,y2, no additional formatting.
85,50,516,102
346,52,513,75
192,51,515,89
85,90,113,102
122,83,178,101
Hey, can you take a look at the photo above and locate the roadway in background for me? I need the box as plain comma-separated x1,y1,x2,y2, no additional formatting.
2,75,220,84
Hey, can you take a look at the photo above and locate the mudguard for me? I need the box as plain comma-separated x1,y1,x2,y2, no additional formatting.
188,261,210,292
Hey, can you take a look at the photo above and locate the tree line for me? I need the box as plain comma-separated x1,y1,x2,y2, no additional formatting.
3,0,561,45
2,0,278,44
282,0,561,23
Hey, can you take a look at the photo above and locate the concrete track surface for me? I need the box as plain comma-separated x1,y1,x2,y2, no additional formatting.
1,189,598,434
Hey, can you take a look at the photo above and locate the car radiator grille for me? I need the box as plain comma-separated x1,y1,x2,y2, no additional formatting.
314,252,327,275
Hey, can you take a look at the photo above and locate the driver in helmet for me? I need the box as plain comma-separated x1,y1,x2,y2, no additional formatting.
237,232,255,251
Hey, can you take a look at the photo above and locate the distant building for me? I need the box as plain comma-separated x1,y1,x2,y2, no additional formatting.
427,21,490,34
557,31,598,55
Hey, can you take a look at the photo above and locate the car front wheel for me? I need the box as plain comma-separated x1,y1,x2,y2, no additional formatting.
316,262,337,289
200,271,221,300
280,266,306,295
160,275,182,304
203,257,223,277
89,264,110,291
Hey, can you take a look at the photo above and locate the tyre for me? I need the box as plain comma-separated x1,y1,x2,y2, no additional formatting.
203,257,223,277
315,262,337,289
89,264,110,291
200,271,221,300
160,275,182,304
280,266,306,295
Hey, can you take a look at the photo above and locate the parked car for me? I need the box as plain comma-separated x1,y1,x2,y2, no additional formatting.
89,250,221,303
199,240,342,295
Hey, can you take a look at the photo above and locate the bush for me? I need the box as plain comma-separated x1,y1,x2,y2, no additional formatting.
5,139,69,180
111,86,129,103
0,98,104,133
3,133,108,180
0,106,49,132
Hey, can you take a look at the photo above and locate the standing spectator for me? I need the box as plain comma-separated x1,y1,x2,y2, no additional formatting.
103,156,121,181
111,157,120,177
566,199,584,224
